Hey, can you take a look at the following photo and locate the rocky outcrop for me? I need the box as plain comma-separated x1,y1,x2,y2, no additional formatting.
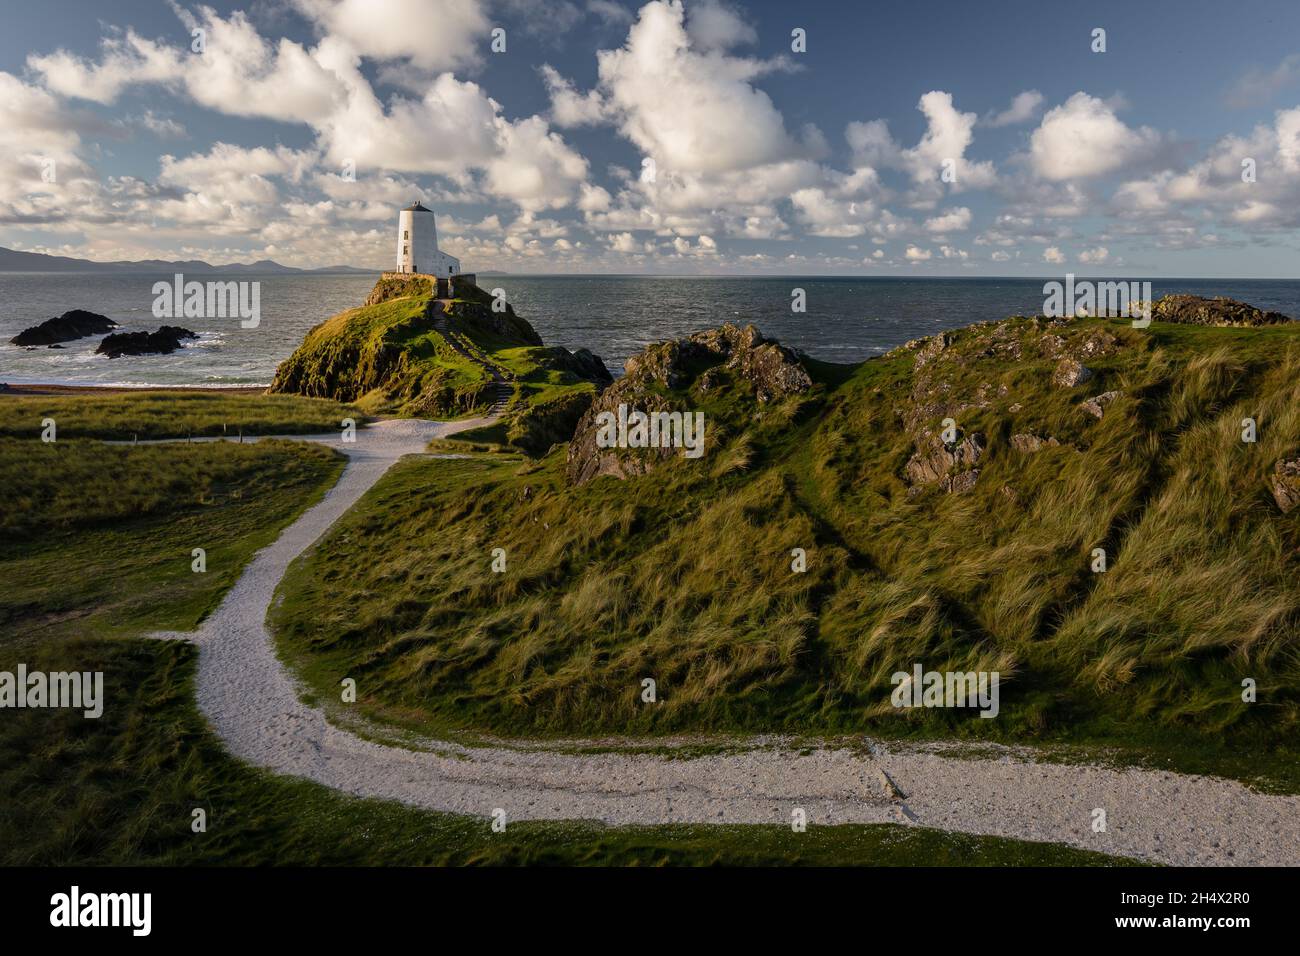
1081,390,1122,419
95,326,197,358
11,309,117,346
535,346,613,385
904,432,985,495
1010,433,1061,453
1272,458,1300,514
1053,358,1093,388
622,324,811,403
566,323,811,485
1149,295,1292,327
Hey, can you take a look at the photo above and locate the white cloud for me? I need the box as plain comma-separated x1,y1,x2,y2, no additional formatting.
31,7,346,124
607,231,639,252
986,90,1044,127
541,65,609,127
904,244,932,261
1042,246,1065,264
1030,93,1165,181
1112,106,1300,231
924,206,971,233
685,0,757,51
292,0,489,72
848,91,996,191
1079,245,1109,264
595,0,808,175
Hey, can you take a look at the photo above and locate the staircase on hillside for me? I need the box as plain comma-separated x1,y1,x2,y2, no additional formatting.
427,298,515,418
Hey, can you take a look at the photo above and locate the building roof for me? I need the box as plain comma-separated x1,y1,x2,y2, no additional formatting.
403,201,432,212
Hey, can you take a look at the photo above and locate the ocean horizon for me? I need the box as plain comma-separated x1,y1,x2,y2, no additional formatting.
3,272,1299,387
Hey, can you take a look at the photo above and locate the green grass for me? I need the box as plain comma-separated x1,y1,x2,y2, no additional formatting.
0,398,1124,865
0,437,344,643
0,391,358,440
0,637,1130,866
271,316,1300,792
268,282,604,448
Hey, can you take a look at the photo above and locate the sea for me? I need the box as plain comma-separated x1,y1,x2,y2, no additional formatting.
2,273,1298,387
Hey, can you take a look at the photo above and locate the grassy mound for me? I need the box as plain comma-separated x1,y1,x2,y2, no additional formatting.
268,277,607,431
271,311,1300,788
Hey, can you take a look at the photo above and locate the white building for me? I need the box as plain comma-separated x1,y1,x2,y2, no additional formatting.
395,201,460,276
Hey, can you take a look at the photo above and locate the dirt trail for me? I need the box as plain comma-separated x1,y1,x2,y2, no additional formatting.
153,418,1300,866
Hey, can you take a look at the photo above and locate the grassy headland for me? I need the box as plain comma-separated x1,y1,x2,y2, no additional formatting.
270,307,1300,790
267,276,610,451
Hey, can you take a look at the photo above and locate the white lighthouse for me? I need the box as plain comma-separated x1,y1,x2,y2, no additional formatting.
395,201,460,276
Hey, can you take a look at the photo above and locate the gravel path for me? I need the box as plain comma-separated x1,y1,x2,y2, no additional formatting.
154,419,1300,866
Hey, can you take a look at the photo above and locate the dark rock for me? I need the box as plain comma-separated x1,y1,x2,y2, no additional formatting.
1271,458,1300,514
1150,295,1292,327
96,326,197,358
10,309,117,346
538,346,612,385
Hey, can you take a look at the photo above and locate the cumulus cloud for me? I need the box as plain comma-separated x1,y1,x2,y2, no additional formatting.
29,3,591,215
848,91,996,192
1107,105,1300,236
924,206,972,233
292,0,489,72
595,0,808,175
985,90,1044,127
30,6,346,123
0,72,98,217
684,0,757,51
1042,245,1065,264
1030,93,1165,181
541,65,608,126
791,188,876,237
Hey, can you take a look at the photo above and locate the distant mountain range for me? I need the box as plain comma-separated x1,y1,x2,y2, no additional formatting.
0,246,374,275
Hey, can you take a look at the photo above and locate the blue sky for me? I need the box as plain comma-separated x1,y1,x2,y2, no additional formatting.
1,0,1298,275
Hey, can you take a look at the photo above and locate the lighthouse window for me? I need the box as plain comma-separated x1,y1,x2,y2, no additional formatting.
403,230,408,239
402,245,408,255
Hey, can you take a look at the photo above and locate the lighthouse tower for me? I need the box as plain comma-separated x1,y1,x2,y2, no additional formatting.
395,201,460,276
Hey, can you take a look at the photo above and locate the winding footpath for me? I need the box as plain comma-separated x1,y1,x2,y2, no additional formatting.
154,418,1300,866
